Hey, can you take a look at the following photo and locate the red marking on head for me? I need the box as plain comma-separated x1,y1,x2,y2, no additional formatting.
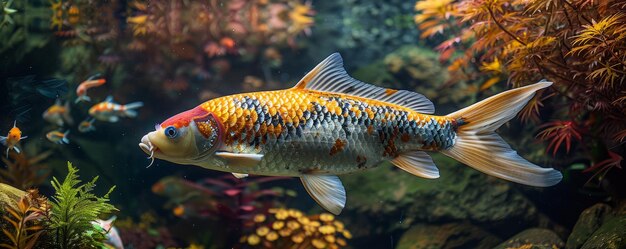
161,106,210,128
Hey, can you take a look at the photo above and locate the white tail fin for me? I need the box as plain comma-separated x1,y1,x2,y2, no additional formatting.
123,102,144,118
443,81,562,187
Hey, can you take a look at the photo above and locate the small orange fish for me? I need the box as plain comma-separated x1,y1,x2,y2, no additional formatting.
76,75,106,103
43,99,73,126
89,96,143,122
78,118,96,133
46,130,70,144
173,205,185,217
1,121,27,157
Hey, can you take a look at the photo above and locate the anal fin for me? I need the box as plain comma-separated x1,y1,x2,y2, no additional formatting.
390,151,440,179
232,173,249,179
301,175,346,215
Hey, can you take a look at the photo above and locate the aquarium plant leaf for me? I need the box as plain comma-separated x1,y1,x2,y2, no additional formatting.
1,188,48,249
48,162,117,249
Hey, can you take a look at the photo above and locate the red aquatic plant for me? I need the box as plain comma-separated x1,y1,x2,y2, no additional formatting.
114,213,179,249
152,174,294,221
536,121,584,156
151,174,295,248
583,151,623,174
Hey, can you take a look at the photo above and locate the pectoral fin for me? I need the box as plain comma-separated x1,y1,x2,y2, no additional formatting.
300,175,346,215
215,152,263,168
232,173,249,179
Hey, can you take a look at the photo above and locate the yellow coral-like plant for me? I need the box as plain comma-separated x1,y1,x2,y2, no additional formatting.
238,208,351,249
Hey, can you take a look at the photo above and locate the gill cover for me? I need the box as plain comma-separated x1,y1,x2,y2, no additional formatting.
192,112,221,155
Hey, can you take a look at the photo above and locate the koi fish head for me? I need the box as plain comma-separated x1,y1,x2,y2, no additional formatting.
139,106,222,167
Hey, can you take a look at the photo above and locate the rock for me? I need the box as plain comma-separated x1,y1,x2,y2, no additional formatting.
342,154,539,236
0,183,26,211
494,228,564,249
581,215,626,249
396,223,501,249
566,203,613,249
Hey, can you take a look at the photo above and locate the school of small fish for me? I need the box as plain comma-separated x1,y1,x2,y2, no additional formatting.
1,74,143,155
139,53,563,215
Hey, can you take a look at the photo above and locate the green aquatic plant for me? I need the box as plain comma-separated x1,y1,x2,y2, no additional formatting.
0,0,52,62
48,162,117,249
0,0,17,28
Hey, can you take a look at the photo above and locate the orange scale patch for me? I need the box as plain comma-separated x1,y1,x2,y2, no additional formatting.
329,139,346,156
250,111,258,123
400,133,410,143
385,88,398,96
196,122,213,138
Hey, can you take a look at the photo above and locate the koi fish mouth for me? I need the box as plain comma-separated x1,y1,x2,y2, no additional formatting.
139,135,158,168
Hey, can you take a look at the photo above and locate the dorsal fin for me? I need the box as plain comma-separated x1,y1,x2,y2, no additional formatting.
293,53,435,114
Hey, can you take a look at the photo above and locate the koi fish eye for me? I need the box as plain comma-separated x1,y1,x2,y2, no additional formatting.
164,126,178,139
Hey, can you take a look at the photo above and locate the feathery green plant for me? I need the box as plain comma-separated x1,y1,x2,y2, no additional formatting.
48,162,117,249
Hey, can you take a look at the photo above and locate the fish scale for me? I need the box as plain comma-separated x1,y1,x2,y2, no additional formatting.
201,89,457,176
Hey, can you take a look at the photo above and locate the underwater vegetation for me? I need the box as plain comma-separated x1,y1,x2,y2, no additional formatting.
0,187,47,249
41,0,316,104
0,162,118,249
414,0,626,191
0,150,51,190
153,174,295,220
48,162,117,249
114,213,178,249
238,208,351,249
151,174,299,247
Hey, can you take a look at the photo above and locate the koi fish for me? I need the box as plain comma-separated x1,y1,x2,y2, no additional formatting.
78,118,96,133
0,121,27,157
139,53,563,215
43,99,73,126
75,74,106,103
88,96,144,122
46,130,70,144
92,216,124,249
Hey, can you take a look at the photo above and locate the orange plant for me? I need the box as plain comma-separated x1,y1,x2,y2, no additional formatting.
1,189,49,249
415,0,626,182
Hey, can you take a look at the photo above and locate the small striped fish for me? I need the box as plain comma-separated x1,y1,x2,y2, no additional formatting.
89,96,143,122
139,53,562,214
